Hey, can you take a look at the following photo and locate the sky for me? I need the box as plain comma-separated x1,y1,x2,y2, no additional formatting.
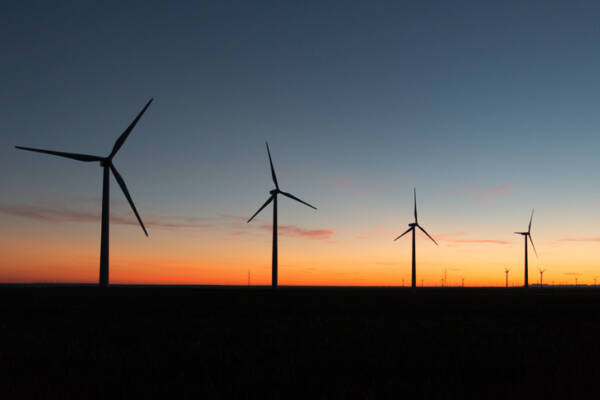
2,0,600,286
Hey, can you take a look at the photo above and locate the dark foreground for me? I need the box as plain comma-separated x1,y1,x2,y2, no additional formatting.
2,286,600,399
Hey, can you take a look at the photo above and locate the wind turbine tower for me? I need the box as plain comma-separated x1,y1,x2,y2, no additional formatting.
514,210,538,288
247,142,316,288
394,189,438,291
538,267,546,286
504,267,511,288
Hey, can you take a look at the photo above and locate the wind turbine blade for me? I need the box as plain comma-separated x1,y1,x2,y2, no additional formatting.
15,146,103,162
109,99,153,159
280,191,316,210
528,209,534,233
110,164,148,236
417,224,438,245
265,142,279,190
528,234,538,257
394,227,413,241
247,195,274,223
413,188,418,223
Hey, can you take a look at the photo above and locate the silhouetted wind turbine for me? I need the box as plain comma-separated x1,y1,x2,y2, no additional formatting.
504,267,511,288
394,189,438,290
538,266,546,286
515,209,538,288
247,142,316,288
16,99,153,287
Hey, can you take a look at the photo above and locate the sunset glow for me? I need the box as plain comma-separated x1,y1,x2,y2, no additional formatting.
3,2,600,286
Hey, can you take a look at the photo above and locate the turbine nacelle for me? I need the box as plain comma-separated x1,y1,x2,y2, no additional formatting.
270,189,279,195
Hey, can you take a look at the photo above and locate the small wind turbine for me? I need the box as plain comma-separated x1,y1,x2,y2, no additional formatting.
514,209,538,288
16,99,153,287
394,189,438,290
504,267,511,288
247,142,316,288
444,269,448,287
538,266,546,286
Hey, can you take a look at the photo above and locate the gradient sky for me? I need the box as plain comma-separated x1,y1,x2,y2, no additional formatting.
2,0,600,286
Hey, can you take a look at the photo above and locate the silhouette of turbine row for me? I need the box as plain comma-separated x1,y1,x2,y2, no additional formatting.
15,99,539,289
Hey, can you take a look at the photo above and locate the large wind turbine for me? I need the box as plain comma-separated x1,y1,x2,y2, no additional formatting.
394,189,438,290
247,142,316,288
16,99,153,287
514,209,538,288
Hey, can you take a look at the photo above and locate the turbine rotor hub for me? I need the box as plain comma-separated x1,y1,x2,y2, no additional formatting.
270,189,279,195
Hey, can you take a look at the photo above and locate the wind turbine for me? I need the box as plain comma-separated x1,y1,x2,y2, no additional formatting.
394,189,438,290
504,267,511,288
247,142,316,288
538,266,546,286
16,99,153,287
514,209,538,288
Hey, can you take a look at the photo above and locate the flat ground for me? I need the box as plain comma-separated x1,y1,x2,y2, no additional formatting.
2,286,600,399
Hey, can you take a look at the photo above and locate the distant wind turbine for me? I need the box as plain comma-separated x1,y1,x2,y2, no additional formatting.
394,189,438,290
538,266,546,286
515,209,538,288
247,142,316,288
16,99,153,287
504,267,511,288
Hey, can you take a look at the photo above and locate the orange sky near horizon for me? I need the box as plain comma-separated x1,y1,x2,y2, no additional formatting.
2,212,599,287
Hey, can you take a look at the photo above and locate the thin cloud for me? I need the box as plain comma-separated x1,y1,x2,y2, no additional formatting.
435,232,509,245
325,178,353,189
446,182,517,203
479,183,516,195
449,239,510,245
0,204,336,242
366,183,392,195
258,224,334,241
324,177,391,196
558,237,600,243
0,204,214,230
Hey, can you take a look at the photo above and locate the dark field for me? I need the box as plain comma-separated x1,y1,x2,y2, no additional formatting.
2,286,600,399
